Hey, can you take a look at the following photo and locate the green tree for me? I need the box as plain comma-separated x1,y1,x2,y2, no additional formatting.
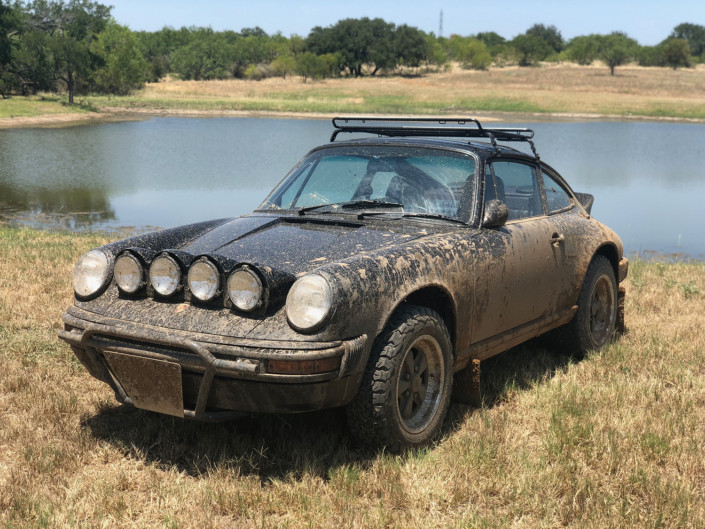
566,35,599,65
170,31,229,80
457,38,492,70
394,24,426,70
367,18,396,74
422,33,448,70
598,32,638,75
662,38,691,69
271,54,295,78
307,18,394,77
89,20,146,94
511,33,552,66
134,26,192,81
637,45,664,67
525,23,563,53
25,0,111,103
0,1,23,97
295,51,322,82
287,33,305,58
670,23,705,57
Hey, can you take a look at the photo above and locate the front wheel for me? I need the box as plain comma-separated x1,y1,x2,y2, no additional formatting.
346,305,453,452
557,255,618,356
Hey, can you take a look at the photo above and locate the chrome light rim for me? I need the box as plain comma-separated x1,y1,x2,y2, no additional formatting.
286,274,334,332
114,252,144,294
227,267,263,312
72,249,113,298
149,254,181,297
187,258,221,302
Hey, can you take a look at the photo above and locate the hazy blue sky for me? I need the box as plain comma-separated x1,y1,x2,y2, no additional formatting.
110,0,704,45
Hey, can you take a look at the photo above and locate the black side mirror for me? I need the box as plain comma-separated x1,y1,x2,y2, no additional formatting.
482,199,509,227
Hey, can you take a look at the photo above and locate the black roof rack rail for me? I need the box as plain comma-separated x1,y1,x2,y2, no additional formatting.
330,116,540,161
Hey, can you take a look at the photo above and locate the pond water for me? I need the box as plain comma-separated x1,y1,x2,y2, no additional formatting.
1,118,704,258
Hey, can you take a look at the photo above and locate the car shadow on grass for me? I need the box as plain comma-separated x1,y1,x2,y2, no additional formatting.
82,338,580,480
445,338,581,425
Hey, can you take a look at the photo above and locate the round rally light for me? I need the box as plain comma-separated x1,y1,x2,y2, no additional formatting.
149,255,181,296
188,259,220,301
114,253,143,293
286,275,333,331
227,268,263,311
73,249,111,297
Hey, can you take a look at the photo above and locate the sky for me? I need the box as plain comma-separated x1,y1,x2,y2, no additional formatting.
110,0,705,45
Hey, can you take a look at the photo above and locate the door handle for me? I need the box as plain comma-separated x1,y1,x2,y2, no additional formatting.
550,233,565,245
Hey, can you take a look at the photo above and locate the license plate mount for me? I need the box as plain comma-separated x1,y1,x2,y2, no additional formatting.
103,352,184,418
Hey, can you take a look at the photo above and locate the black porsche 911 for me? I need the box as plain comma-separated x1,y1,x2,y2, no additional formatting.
59,117,628,451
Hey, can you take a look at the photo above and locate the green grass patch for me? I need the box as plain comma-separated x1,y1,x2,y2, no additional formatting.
0,95,98,119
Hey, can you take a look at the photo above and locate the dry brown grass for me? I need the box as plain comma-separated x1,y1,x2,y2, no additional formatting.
87,62,705,120
1,225,705,528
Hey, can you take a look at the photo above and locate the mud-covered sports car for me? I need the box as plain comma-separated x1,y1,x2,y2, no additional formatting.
59,117,628,451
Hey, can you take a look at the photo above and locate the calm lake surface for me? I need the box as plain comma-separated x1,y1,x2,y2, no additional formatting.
1,118,704,258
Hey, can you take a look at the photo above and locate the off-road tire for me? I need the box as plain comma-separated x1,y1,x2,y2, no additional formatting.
346,305,453,452
554,255,618,357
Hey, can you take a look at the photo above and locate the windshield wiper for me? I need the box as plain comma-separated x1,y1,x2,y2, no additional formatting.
297,200,403,215
401,213,467,225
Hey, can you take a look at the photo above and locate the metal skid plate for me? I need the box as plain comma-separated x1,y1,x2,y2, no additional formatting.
103,351,184,417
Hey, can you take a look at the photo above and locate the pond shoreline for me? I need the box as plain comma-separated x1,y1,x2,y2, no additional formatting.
2,106,705,129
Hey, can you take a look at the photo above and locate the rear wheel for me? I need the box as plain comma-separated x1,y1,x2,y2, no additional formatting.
556,255,618,356
346,305,453,452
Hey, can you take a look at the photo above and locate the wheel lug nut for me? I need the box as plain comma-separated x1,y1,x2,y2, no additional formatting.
404,390,410,396
405,374,410,380
414,366,418,373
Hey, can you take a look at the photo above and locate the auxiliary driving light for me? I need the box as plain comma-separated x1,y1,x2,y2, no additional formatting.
114,253,143,293
188,259,220,301
149,254,181,296
73,249,111,298
227,268,263,311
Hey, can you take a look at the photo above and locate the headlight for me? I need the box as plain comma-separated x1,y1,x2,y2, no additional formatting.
188,259,220,301
227,268,263,311
286,275,333,331
114,253,143,294
149,255,181,296
73,249,111,297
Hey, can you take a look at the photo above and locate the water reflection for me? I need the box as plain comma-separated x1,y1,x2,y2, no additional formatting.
0,118,703,257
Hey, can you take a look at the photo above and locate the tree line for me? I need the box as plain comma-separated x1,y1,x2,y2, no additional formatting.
1,0,704,100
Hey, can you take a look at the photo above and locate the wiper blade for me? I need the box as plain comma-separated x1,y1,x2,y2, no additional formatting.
298,200,403,215
401,213,467,225
341,200,403,210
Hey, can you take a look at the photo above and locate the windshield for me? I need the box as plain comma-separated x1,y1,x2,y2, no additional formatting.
259,146,476,220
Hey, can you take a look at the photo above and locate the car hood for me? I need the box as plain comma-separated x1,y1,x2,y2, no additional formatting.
178,214,433,275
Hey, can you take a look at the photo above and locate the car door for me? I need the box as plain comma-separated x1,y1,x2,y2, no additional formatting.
540,168,588,311
470,159,564,344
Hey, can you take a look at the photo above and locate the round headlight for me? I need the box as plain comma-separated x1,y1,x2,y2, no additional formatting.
114,253,143,293
73,249,111,297
188,259,220,301
149,255,181,296
286,275,333,331
227,268,263,311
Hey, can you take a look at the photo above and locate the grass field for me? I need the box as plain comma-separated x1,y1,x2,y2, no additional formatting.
3,62,705,125
0,95,93,119
1,226,704,528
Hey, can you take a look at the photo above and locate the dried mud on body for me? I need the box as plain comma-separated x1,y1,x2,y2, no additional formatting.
1,225,705,528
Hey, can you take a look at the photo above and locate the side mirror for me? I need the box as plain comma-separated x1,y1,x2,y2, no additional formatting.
482,199,509,227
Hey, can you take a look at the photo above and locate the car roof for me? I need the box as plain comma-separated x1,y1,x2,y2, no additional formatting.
318,136,536,162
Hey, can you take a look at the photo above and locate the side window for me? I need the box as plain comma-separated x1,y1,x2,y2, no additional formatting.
543,172,573,213
486,161,543,221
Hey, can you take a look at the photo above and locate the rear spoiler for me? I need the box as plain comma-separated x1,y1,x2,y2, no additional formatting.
574,193,594,215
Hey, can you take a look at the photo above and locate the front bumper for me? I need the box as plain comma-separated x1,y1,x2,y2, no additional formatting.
59,307,367,421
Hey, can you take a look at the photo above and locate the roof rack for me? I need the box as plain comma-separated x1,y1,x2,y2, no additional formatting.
330,116,540,160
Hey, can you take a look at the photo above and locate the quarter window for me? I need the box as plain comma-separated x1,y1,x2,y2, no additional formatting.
486,161,543,220
543,172,573,213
